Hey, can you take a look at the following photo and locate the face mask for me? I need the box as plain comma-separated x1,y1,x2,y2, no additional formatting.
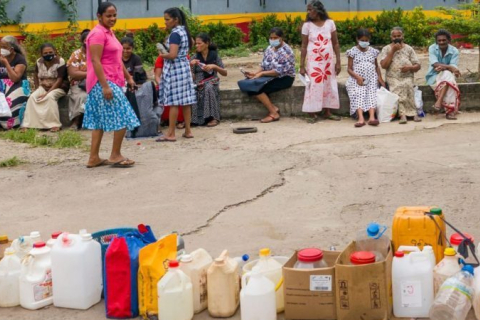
358,41,370,49
43,54,55,62
1,49,10,57
269,39,281,47
393,38,403,44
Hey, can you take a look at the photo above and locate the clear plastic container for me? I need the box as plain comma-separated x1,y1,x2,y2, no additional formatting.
433,248,461,295
429,265,474,320
350,251,376,265
233,254,250,275
294,248,327,269
356,223,390,262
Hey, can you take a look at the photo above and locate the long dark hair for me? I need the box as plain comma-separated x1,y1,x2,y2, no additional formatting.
356,28,371,40
97,1,116,15
164,7,193,50
196,33,217,51
307,0,330,21
80,29,90,44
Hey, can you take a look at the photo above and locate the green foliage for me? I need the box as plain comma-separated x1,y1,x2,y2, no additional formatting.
0,0,24,27
219,45,250,58
53,0,79,33
0,129,83,149
180,6,203,43
0,156,25,168
199,21,244,50
402,7,436,47
115,24,168,64
249,14,303,46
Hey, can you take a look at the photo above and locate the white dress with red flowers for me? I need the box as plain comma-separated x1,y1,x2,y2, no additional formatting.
302,20,340,113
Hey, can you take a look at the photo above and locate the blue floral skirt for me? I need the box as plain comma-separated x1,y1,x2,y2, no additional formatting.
83,81,140,132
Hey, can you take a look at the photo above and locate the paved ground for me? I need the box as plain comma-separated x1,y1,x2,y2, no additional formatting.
2,113,480,320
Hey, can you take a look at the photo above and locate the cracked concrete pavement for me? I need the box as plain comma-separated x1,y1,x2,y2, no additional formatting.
2,113,480,320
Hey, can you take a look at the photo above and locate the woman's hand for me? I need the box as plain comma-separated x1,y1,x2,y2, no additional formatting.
400,65,411,73
356,77,364,86
335,63,341,76
252,71,264,79
127,77,137,92
392,43,402,52
245,71,255,79
0,55,8,66
190,59,200,66
300,66,306,77
203,64,216,73
102,85,113,100
378,79,386,88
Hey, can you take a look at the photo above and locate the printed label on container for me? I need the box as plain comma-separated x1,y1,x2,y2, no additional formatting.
33,270,53,302
310,275,332,291
401,281,422,308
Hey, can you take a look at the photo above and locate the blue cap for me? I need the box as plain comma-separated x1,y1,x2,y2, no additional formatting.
462,265,474,276
242,254,249,262
367,223,380,237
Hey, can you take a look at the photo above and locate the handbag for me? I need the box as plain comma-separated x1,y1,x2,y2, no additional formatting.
238,76,275,93
0,92,11,118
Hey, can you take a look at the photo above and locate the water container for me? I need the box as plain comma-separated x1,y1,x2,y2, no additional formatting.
392,250,434,318
12,231,42,259
207,250,240,317
450,233,474,258
47,231,63,248
253,248,284,313
157,260,193,320
392,207,446,263
473,264,480,320
0,248,21,307
294,248,328,269
424,245,436,268
433,248,461,295
240,266,276,320
19,242,53,310
51,232,102,309
179,248,213,314
350,251,376,265
356,222,390,262
429,265,474,320
0,235,12,259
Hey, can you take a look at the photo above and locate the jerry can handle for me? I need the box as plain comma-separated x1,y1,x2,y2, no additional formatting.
241,271,251,288
397,246,421,253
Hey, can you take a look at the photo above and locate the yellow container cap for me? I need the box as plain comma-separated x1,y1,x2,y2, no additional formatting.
0,235,8,242
259,248,271,256
444,247,457,256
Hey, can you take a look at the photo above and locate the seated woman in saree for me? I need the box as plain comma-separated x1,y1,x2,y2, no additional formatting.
425,29,461,120
67,29,90,129
380,27,421,124
0,36,29,130
239,27,295,123
190,33,227,127
22,43,69,132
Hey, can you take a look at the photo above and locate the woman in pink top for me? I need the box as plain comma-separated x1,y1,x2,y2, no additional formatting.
83,2,140,168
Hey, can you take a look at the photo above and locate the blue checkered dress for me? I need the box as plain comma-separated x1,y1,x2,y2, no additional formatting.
158,26,197,106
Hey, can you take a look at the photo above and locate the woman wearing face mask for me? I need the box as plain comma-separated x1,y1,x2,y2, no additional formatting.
301,0,341,123
22,43,69,132
346,29,385,127
66,29,90,130
156,7,196,142
0,35,29,130
190,33,227,127
83,2,139,168
240,27,295,123
380,27,421,124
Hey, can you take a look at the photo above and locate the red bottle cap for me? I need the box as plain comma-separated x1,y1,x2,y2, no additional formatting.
51,231,62,239
394,251,405,258
350,251,376,265
450,233,474,246
297,248,324,262
33,242,46,248
169,260,179,268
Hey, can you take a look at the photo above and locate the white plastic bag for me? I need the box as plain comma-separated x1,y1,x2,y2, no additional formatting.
376,87,399,123
0,92,11,118
414,86,425,117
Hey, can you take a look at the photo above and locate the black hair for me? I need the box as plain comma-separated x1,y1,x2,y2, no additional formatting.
1,35,25,56
435,29,452,42
269,27,284,38
356,28,371,40
40,42,55,53
121,35,135,48
97,1,116,15
196,32,218,51
80,29,90,43
307,0,330,22
164,7,193,50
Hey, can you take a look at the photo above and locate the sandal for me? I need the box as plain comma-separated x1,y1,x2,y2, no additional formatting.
446,113,457,120
399,116,407,124
182,133,194,139
111,158,135,168
325,114,341,121
207,120,219,127
354,122,366,128
367,120,379,126
260,115,280,123
86,159,108,169
307,116,319,124
155,136,176,142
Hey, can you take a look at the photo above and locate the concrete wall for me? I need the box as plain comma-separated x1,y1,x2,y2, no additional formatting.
7,0,468,24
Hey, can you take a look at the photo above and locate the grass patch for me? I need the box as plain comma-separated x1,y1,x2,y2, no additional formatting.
0,156,25,168
0,129,83,149
219,45,251,58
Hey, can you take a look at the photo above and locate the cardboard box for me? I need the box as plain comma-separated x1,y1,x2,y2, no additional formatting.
335,241,393,320
283,250,340,320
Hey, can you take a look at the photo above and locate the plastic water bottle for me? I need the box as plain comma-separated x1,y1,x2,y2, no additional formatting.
429,265,474,320
356,223,390,262
233,254,249,275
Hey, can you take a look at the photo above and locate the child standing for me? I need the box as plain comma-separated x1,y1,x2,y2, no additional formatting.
346,29,386,127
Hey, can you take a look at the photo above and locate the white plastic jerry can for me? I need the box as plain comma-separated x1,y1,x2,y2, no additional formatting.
51,232,102,309
392,248,434,318
19,242,53,310
254,248,284,313
0,248,22,307
157,260,194,320
12,231,42,260
240,266,276,320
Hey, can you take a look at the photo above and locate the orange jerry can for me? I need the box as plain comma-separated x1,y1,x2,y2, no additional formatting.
392,207,446,263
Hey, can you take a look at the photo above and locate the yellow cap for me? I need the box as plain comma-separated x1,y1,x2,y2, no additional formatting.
0,235,8,243
444,247,457,256
259,248,271,257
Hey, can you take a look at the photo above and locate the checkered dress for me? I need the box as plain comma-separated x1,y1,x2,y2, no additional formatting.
158,26,197,106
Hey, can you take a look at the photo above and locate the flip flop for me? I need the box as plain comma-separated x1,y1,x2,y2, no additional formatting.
207,120,219,127
368,120,379,126
325,114,341,121
111,158,135,168
354,122,366,128
260,115,280,123
182,133,194,139
155,136,176,142
86,159,108,168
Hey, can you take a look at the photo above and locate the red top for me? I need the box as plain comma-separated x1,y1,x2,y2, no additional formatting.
33,242,46,248
450,233,474,246
350,251,376,265
154,56,164,70
297,248,324,262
